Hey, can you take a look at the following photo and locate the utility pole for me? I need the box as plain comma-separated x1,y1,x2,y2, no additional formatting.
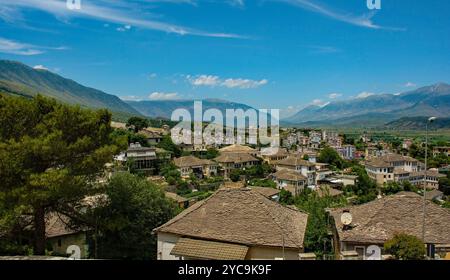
422,117,436,242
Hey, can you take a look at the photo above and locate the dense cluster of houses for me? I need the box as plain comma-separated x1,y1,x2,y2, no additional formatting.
42,124,450,260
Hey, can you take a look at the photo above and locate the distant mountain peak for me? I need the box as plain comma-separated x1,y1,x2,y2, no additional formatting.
0,59,140,117
284,82,450,126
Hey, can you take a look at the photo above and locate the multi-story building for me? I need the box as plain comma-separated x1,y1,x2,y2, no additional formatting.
173,156,218,179
433,146,450,157
365,154,443,189
126,143,158,173
336,145,356,160
275,155,316,186
214,153,260,178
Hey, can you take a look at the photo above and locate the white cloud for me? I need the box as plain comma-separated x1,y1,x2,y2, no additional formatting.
328,93,342,99
228,0,245,7
0,37,66,56
149,92,180,100
188,75,268,89
222,78,268,89
0,0,243,38
190,75,221,87
33,65,49,71
0,37,43,55
404,82,416,87
356,91,375,99
120,95,143,101
281,0,404,30
149,73,157,79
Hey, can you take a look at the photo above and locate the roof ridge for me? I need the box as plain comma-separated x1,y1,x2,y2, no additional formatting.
154,189,222,232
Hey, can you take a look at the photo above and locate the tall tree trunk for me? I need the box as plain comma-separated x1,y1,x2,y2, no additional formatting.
33,206,46,255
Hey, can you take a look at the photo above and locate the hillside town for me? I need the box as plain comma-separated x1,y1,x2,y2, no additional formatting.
0,3,449,279
8,113,447,261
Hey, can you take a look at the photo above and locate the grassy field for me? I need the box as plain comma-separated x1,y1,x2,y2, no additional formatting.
337,128,450,143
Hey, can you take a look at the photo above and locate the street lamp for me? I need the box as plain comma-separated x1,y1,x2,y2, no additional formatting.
422,117,436,243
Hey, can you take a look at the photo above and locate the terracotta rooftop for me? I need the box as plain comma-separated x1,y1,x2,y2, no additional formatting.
46,213,79,238
155,188,308,249
171,238,249,260
316,186,343,198
173,156,215,168
214,153,259,163
251,186,280,198
219,144,257,153
330,192,450,244
273,169,307,182
165,192,189,203
275,155,315,167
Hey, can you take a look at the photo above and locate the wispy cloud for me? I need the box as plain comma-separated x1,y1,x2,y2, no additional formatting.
189,75,221,87
279,0,404,30
0,0,244,38
0,37,51,55
222,78,268,89
328,93,342,99
307,45,341,54
188,74,268,89
149,91,180,100
404,82,417,88
355,91,375,99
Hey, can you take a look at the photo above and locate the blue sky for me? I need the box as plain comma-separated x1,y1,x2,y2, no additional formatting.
0,0,449,117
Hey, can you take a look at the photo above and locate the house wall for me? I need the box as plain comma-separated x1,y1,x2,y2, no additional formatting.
246,246,301,260
157,232,181,260
48,233,89,259
156,232,303,260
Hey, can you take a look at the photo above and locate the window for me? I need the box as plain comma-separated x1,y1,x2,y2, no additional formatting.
58,239,62,247
355,246,365,260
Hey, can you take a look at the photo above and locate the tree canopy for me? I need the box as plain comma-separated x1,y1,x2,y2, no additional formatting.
384,233,426,260
126,117,149,133
87,172,178,259
0,94,125,255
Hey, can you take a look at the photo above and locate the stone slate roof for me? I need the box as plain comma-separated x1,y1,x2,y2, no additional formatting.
155,188,308,249
275,155,315,167
273,169,307,182
173,156,215,168
214,153,260,163
330,192,450,244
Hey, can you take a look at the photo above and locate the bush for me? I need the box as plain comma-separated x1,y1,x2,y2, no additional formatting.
230,169,242,182
384,233,426,260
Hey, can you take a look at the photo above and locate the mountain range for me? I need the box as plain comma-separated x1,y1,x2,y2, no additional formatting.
1,59,449,129
0,60,140,118
126,99,257,120
284,83,450,127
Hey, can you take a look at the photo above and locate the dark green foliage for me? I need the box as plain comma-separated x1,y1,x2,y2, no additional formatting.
349,165,378,204
318,147,344,169
382,181,419,195
248,179,277,188
279,189,294,205
0,94,125,255
126,117,149,133
293,189,346,259
230,169,242,182
90,172,178,259
111,129,149,147
157,135,182,157
205,148,219,159
439,176,450,195
384,233,426,260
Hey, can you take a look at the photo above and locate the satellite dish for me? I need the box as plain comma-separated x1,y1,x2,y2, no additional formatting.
341,212,353,226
